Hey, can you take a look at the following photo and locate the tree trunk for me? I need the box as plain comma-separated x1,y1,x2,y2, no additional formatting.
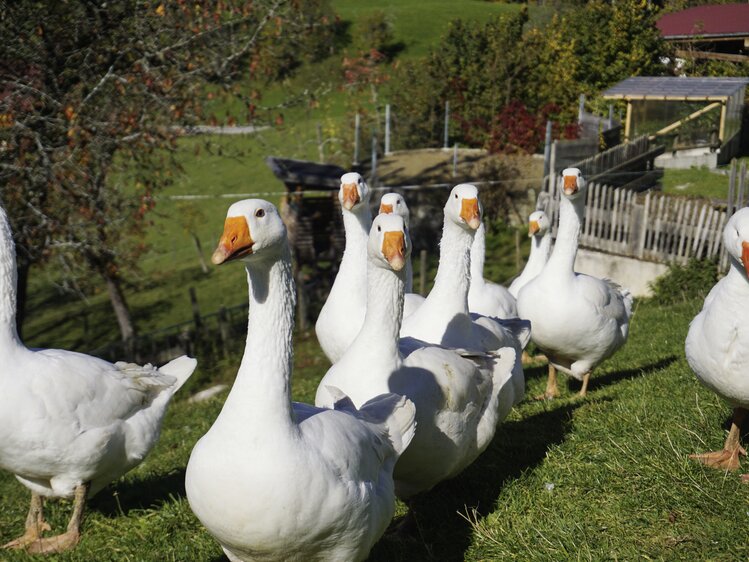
103,272,135,344
15,259,30,340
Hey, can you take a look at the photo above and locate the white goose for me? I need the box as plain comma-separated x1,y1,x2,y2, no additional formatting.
508,209,552,299
686,208,749,478
378,192,425,319
400,184,528,408
185,200,416,562
0,202,196,554
315,172,371,363
315,213,517,498
516,169,633,399
467,222,518,319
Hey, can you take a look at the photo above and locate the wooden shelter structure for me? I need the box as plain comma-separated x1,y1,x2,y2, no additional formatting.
266,156,348,264
265,157,352,328
602,76,748,165
657,4,749,63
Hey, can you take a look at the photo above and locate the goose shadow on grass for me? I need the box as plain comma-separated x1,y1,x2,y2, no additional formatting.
91,468,187,518
369,399,585,562
524,356,678,395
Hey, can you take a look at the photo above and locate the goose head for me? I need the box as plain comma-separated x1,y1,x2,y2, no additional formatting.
379,193,410,225
211,199,286,265
528,210,551,237
445,183,482,231
723,207,749,277
560,168,586,201
368,213,410,272
339,172,370,211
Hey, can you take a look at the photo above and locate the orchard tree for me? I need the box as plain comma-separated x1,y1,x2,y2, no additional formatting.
0,0,336,342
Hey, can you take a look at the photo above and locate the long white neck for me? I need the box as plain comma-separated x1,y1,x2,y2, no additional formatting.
216,245,297,436
428,216,473,316
528,230,552,273
405,257,413,294
347,257,405,368
338,204,372,280
470,222,486,287
0,205,22,352
547,195,584,275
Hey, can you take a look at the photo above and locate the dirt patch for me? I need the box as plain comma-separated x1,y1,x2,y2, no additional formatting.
374,148,543,193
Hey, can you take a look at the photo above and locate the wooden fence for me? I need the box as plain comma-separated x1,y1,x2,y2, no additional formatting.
89,300,250,367
545,135,665,193
544,159,748,268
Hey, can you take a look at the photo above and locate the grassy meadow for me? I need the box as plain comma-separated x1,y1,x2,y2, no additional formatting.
3,293,749,561
5,1,748,560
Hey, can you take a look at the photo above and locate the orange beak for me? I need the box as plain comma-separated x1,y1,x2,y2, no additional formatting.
563,175,577,195
459,198,481,230
743,241,749,276
528,220,540,236
382,231,406,271
212,216,253,265
379,203,393,214
341,182,360,210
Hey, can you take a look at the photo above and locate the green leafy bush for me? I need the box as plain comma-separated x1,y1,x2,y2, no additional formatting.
648,258,720,305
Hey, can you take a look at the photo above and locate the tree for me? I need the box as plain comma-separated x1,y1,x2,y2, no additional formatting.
387,8,580,153
566,0,670,94
0,0,336,342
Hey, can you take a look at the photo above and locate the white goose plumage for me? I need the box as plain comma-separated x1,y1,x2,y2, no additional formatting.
399,184,528,409
508,209,552,299
0,202,196,554
686,208,749,476
315,172,371,363
516,168,633,399
467,221,518,319
378,192,425,319
316,213,517,498
186,200,416,562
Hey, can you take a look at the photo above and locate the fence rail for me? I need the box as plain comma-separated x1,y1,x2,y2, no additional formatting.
544,135,664,194
544,159,748,267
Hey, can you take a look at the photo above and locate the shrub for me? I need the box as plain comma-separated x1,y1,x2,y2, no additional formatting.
648,258,720,305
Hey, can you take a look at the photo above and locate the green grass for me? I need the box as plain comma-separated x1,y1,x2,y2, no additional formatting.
332,0,523,60
660,165,730,199
4,296,749,560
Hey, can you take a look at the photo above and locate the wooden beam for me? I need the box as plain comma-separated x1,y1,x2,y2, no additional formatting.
674,49,749,63
648,101,722,139
603,94,729,101
624,101,632,142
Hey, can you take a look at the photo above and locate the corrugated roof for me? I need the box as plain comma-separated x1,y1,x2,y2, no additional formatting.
657,4,749,38
602,76,749,100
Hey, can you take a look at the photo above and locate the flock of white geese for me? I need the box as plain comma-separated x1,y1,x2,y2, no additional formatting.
0,167,747,560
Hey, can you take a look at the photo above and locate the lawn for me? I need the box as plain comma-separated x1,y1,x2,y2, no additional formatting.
3,294,748,560
660,165,731,200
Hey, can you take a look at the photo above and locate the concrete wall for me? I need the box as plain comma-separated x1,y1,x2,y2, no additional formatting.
574,248,670,297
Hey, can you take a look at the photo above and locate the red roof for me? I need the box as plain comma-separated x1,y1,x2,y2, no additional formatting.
657,4,749,38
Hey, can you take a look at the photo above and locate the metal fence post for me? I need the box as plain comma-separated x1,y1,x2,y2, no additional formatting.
385,104,391,155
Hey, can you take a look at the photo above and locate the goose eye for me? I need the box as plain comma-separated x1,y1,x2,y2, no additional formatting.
454,194,458,199
255,209,265,218
377,225,381,232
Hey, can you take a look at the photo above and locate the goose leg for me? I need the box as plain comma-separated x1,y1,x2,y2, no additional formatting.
2,493,51,549
578,372,591,397
26,483,88,554
690,408,747,471
534,364,560,401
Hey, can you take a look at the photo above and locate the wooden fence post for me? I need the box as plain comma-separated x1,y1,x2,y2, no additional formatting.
189,287,202,331
218,306,230,359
